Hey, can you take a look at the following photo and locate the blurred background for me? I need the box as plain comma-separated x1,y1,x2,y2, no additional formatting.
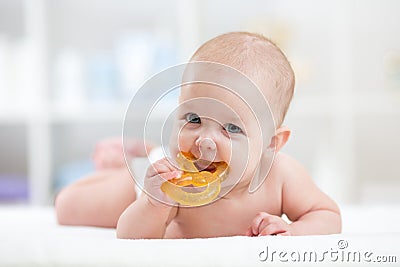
0,0,399,206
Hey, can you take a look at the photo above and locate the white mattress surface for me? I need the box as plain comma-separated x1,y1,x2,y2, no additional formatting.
0,205,399,267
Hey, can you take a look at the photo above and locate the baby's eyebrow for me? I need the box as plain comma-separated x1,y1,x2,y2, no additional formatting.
177,105,246,125
223,115,245,126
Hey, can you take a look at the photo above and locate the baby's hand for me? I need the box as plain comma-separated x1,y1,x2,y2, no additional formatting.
246,212,292,236
144,158,182,207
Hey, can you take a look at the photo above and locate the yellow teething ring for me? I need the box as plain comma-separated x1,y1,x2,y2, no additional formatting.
161,152,229,206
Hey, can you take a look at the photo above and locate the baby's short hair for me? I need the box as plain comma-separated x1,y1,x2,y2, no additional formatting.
190,32,295,127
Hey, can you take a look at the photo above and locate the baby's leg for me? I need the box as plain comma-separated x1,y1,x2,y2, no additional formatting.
55,168,136,228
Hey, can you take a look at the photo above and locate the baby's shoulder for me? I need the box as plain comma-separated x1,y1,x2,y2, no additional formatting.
268,152,310,182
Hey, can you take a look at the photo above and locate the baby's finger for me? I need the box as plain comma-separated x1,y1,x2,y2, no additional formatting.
258,215,281,232
245,227,254,237
146,159,175,177
159,170,182,181
250,212,266,236
259,221,287,236
159,157,182,172
155,158,181,172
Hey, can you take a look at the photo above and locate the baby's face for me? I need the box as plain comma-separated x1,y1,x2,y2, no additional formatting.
169,84,266,190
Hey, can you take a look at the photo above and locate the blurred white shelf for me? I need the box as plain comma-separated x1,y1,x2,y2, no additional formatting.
0,112,30,124
353,92,400,115
49,99,178,123
49,102,127,123
282,91,400,119
0,0,196,205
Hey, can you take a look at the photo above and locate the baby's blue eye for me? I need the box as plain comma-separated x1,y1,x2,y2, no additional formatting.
224,123,242,134
185,113,201,124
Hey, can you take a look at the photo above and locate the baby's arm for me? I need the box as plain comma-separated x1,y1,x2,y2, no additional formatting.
116,193,177,239
280,153,341,235
116,158,180,239
247,153,341,236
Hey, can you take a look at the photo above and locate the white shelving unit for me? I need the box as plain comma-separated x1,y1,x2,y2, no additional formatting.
0,0,198,204
1,0,399,205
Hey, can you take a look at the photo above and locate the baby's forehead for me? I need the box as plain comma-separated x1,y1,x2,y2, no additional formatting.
180,83,234,99
180,62,271,109
180,84,249,109
180,83,267,115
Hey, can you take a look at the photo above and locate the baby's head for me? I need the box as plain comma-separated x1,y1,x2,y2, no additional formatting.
187,31,295,128
171,32,295,191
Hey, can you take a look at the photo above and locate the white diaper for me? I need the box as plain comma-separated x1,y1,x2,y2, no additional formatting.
130,146,164,196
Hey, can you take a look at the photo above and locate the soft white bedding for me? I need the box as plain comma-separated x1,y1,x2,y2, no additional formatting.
0,205,399,267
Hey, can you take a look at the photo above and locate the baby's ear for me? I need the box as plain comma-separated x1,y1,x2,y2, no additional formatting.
267,126,291,153
248,127,291,193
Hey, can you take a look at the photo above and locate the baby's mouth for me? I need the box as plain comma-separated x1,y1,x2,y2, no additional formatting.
194,160,217,173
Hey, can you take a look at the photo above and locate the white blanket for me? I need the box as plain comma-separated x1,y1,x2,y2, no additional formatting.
0,205,399,267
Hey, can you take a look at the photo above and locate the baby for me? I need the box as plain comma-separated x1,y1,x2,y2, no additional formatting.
55,32,341,238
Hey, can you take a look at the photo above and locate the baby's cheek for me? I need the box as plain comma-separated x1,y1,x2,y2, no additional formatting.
223,141,247,180
230,136,262,176
169,121,188,157
177,127,196,153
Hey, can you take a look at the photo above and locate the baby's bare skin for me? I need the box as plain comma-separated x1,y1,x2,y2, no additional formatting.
117,152,340,239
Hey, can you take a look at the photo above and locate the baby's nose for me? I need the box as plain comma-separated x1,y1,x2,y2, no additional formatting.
195,137,217,161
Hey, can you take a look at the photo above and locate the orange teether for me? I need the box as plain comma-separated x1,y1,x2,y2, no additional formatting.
161,152,229,206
